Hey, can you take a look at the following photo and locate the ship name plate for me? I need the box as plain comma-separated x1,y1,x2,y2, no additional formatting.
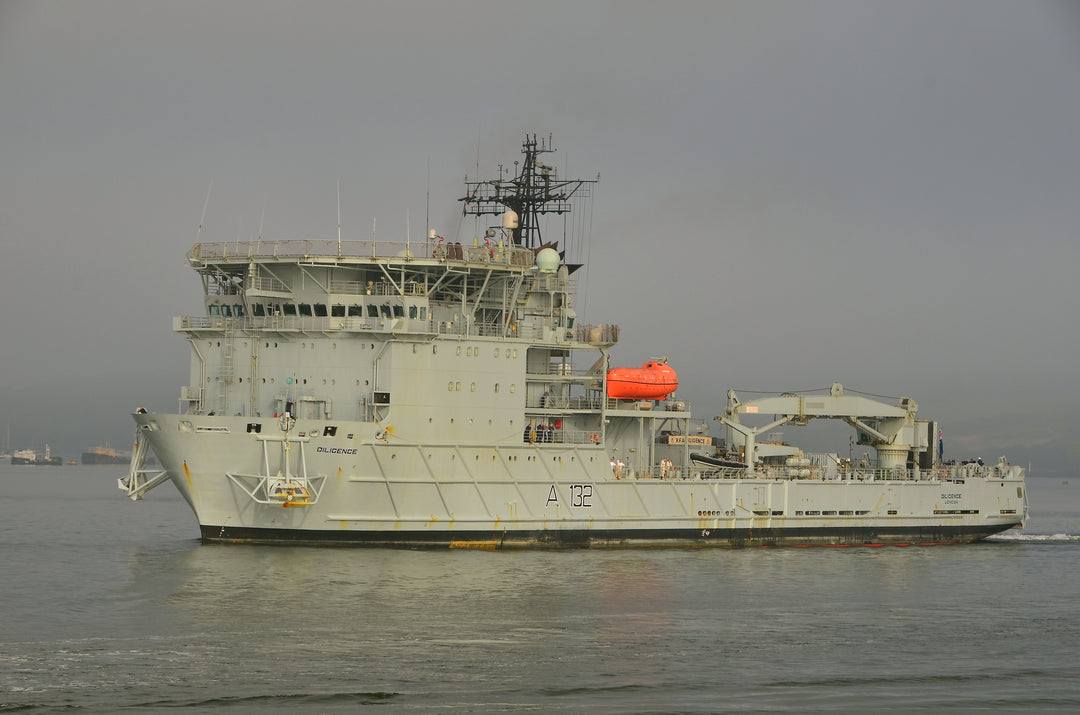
317,446,359,455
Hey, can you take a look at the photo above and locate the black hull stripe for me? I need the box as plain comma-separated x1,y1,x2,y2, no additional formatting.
199,523,1019,549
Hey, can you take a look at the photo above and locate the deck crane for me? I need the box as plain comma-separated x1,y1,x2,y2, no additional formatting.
717,382,929,476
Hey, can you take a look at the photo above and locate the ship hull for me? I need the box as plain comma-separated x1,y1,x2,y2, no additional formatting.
199,522,1015,548
82,452,130,465
137,414,1027,550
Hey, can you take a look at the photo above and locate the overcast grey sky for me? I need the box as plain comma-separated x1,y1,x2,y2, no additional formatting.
1,0,1077,474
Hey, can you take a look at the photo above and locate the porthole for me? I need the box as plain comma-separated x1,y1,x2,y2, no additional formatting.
512,349,518,358
455,381,462,391
510,384,516,393
448,381,454,391
433,345,438,355
457,346,462,356
470,382,476,392
493,348,499,358
494,384,500,393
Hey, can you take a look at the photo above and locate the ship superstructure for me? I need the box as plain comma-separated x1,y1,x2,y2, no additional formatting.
119,135,1027,547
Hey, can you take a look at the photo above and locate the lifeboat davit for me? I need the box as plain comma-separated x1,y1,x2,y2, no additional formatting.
606,360,678,400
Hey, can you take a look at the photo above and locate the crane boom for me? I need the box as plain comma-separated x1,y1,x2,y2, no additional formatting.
718,383,927,475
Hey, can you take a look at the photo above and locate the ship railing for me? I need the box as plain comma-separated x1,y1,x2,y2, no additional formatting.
519,273,578,294
326,279,428,296
249,276,291,293
528,396,605,410
521,428,605,445
175,314,579,342
685,463,1017,483
175,314,441,335
527,364,593,378
604,398,690,413
189,240,537,268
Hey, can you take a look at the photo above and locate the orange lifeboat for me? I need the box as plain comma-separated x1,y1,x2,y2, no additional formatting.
606,360,678,400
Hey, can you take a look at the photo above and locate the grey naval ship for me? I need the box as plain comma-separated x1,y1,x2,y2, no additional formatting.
119,135,1027,547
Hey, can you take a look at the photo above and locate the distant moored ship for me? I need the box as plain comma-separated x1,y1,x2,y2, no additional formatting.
12,445,62,466
82,445,132,465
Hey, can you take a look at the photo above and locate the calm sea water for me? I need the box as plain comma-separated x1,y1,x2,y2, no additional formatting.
1,463,1077,713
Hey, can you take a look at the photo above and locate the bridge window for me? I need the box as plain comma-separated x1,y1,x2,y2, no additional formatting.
348,305,363,317
409,305,417,319
332,304,346,317
221,304,232,317
367,304,379,318
299,304,313,317
208,304,220,316
253,304,266,317
380,304,391,318
393,305,404,318
315,304,328,317
283,304,297,316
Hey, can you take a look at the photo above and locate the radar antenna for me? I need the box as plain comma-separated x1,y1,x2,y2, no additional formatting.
460,134,597,250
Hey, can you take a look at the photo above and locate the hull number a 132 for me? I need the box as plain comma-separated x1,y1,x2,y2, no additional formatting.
547,484,593,508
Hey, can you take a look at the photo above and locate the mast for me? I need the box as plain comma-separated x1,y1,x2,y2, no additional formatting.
460,134,597,250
